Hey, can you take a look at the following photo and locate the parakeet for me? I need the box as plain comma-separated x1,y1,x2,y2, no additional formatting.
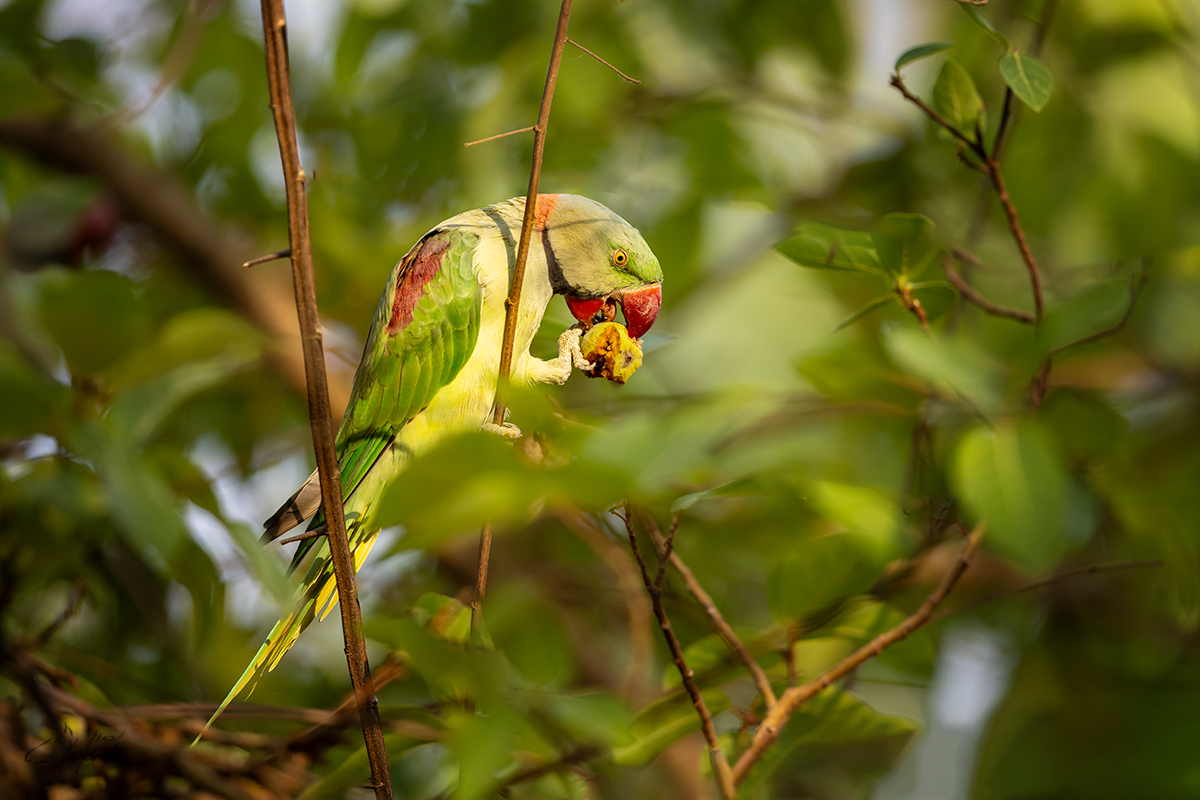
202,194,662,731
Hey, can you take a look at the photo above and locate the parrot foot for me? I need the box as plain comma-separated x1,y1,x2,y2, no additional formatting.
482,421,522,439
544,326,592,385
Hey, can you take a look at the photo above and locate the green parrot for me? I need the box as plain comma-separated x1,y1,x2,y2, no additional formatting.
202,194,662,731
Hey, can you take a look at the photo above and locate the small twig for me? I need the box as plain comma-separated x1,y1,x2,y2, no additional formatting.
653,513,681,589
991,88,1016,160
942,254,1035,323
889,73,984,158
277,524,326,546
928,558,1162,626
954,0,989,4
1029,260,1149,412
897,284,932,335
258,2,391,797
242,248,291,268
462,125,536,148
470,521,493,643
566,38,641,83
985,164,1044,326
625,512,736,799
732,525,983,785
890,72,1045,328
474,0,573,657
645,518,777,709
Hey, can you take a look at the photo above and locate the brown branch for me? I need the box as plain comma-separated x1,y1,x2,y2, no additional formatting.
645,518,778,709
41,685,260,800
732,525,983,785
625,513,735,799
566,38,641,83
243,248,292,268
474,0,574,650
889,73,984,158
889,73,1045,327
470,521,493,642
897,284,932,335
928,558,1162,625
258,3,391,798
985,164,1044,326
653,513,681,588
942,254,1035,323
277,523,326,546
463,125,535,148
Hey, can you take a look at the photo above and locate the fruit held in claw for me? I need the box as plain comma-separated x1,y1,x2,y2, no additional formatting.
580,321,643,384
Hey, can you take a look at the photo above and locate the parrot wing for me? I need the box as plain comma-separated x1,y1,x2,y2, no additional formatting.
197,226,481,741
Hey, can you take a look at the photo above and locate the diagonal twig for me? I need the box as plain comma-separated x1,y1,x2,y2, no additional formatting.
644,517,777,709
474,0,574,645
928,558,1162,626
463,125,536,148
942,253,1035,323
732,525,983,785
624,511,736,799
566,38,641,83
257,2,392,797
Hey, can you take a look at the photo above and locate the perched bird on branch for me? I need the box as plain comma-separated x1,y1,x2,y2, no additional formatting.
202,194,662,732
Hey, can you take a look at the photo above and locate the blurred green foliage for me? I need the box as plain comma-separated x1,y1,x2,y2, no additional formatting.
3,0,1200,797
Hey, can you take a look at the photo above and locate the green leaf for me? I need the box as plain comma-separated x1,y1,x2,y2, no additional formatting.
952,422,1070,571
834,296,893,332
297,733,431,800
768,533,875,622
737,688,917,792
777,222,882,274
808,481,901,562
999,52,1052,111
894,42,953,71
39,269,151,374
875,213,937,278
958,4,1011,51
882,326,1002,414
933,59,984,133
613,688,730,765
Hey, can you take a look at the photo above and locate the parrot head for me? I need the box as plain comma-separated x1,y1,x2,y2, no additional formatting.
537,194,663,338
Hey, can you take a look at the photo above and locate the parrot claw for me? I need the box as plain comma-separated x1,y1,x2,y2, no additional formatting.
482,421,522,440
545,326,591,385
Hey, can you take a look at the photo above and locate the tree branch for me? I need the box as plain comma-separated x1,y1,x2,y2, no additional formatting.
566,38,641,83
625,512,736,799
258,2,391,797
889,72,1045,327
942,253,1035,323
889,73,984,159
475,0,574,648
732,525,983,785
928,558,1162,625
644,518,778,709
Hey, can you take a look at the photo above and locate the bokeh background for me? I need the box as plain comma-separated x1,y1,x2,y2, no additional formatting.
3,0,1200,797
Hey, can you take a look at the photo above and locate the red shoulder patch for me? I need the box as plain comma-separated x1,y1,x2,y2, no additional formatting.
533,194,560,230
388,234,451,334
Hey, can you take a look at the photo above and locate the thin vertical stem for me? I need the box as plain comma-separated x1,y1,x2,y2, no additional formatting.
258,3,391,797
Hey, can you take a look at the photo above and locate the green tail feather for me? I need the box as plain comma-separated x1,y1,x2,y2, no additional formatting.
192,595,319,745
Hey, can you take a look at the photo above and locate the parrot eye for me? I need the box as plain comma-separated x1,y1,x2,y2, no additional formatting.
612,248,629,267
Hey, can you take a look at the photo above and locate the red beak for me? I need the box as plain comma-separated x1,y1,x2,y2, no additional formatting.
616,283,661,338
565,283,662,338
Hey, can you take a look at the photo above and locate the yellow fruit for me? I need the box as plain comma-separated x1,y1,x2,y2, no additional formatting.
580,321,643,384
